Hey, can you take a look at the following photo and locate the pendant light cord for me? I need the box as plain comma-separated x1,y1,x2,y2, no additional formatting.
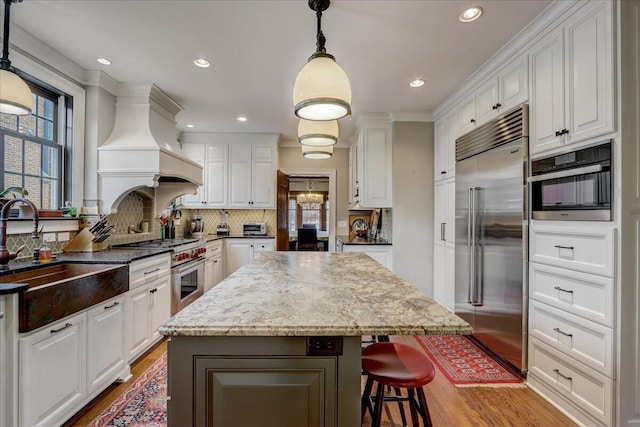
1,0,15,69
315,9,326,54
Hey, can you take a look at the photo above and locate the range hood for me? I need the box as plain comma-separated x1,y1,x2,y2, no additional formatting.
98,83,202,215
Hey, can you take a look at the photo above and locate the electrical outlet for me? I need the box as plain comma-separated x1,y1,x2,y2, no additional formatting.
42,233,56,242
57,232,70,242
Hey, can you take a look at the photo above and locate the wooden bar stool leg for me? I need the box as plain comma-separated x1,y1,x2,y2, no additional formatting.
372,382,385,427
416,387,433,427
407,388,420,427
393,387,408,426
361,376,374,423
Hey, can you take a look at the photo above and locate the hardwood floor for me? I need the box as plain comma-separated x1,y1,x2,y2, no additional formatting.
63,336,575,427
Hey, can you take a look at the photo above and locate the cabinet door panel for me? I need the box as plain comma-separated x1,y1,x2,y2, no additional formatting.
226,240,254,275
19,314,86,427
458,94,477,136
126,285,151,362
181,144,206,206
252,159,275,207
500,57,528,111
476,77,499,124
151,276,171,342
229,145,253,207
204,144,228,207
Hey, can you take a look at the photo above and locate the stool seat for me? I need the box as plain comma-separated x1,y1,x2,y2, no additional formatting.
362,342,436,388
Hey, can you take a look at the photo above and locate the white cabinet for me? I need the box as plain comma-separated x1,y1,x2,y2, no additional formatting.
226,238,274,276
354,117,392,208
530,1,614,155
229,144,276,208
434,110,456,182
433,179,455,310
125,254,172,362
204,240,224,292
342,244,393,271
87,295,127,395
19,313,86,427
182,143,228,208
457,93,477,136
348,143,359,208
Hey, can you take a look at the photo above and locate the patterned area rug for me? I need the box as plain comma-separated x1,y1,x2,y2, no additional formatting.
87,352,167,427
415,335,525,387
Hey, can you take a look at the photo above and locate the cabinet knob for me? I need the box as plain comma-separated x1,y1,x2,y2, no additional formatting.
441,171,446,175
470,118,476,123
0,312,4,319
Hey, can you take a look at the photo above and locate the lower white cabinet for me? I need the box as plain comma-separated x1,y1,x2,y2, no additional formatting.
19,312,87,427
225,238,274,276
87,295,127,395
342,245,393,271
205,240,225,293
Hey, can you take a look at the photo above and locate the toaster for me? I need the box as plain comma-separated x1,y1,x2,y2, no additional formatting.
242,223,266,236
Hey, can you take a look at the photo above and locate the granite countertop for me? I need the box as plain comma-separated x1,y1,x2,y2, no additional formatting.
336,235,392,245
205,234,275,241
160,252,471,337
0,283,28,295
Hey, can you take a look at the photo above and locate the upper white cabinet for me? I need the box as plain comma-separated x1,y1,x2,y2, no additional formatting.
530,1,613,155
434,109,457,182
182,144,228,208
457,93,478,136
229,144,276,209
354,116,392,208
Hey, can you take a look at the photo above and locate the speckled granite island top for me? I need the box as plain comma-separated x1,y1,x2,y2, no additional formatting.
160,252,471,337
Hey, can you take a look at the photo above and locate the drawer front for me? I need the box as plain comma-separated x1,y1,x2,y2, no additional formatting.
129,255,171,289
529,262,614,327
206,240,223,257
530,223,615,277
529,300,613,376
253,239,274,253
528,337,612,426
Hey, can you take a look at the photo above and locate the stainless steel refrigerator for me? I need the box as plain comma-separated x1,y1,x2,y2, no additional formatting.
455,104,528,372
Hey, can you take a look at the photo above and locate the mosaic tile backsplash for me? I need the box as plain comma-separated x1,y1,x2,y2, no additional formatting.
179,209,277,237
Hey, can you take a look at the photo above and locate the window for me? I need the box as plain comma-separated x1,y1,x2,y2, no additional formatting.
0,80,71,210
288,193,328,233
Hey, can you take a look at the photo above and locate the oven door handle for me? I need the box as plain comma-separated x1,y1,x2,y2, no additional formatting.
172,258,205,274
527,164,602,183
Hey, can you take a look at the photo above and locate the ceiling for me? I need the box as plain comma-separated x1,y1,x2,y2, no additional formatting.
9,0,553,144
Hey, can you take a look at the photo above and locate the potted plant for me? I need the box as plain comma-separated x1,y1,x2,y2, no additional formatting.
0,186,30,217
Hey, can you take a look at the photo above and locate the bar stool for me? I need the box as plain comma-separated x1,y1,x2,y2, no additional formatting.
361,342,435,427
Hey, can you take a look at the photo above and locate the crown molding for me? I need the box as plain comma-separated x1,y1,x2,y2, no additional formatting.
179,132,281,145
389,111,433,122
84,70,119,94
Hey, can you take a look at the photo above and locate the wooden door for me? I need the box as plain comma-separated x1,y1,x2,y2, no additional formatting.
276,170,290,251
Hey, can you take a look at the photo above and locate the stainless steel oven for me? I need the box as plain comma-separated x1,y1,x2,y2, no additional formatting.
171,257,204,315
529,140,612,220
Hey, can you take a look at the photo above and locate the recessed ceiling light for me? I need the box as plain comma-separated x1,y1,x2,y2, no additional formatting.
459,6,483,22
194,58,211,68
410,79,425,88
237,116,248,122
97,57,112,65
186,124,195,128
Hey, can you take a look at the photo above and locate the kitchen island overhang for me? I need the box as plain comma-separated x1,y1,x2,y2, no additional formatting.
160,252,471,426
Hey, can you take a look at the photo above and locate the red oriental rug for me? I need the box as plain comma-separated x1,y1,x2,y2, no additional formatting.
87,352,168,427
414,335,525,387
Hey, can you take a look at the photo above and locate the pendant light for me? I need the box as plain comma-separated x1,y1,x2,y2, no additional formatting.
298,119,338,147
302,144,333,160
0,0,33,115
293,0,351,121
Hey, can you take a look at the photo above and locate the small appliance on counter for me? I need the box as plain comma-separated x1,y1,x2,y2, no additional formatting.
216,210,229,235
191,215,204,239
243,222,266,236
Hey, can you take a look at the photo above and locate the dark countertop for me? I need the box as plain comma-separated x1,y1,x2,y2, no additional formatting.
204,234,275,242
335,235,392,245
0,283,28,295
0,248,173,277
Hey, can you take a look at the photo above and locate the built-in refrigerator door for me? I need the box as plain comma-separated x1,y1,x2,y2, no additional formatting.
473,139,525,370
454,155,477,329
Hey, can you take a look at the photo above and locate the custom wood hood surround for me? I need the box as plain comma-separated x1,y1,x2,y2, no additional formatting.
97,83,203,215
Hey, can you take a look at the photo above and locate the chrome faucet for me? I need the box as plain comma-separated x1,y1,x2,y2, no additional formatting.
0,198,39,270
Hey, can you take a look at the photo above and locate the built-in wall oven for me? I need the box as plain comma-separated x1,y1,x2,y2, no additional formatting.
529,140,612,221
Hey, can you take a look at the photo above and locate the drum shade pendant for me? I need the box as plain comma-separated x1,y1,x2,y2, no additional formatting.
293,0,351,121
298,119,338,147
302,144,333,159
0,0,33,115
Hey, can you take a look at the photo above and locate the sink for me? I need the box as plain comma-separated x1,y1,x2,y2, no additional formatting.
0,262,129,332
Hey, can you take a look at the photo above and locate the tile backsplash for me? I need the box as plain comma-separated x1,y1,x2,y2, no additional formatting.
180,209,277,237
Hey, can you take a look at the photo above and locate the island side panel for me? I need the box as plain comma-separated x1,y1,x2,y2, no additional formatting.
167,336,361,426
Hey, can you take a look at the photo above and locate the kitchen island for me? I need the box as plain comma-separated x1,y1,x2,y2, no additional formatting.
160,252,471,427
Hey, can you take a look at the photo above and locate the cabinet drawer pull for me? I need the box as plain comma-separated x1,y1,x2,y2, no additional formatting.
553,327,573,337
51,323,73,334
553,245,574,250
553,368,572,381
441,170,447,175
104,301,120,310
0,312,4,319
150,288,158,294
144,268,161,275
213,260,218,263
553,286,574,294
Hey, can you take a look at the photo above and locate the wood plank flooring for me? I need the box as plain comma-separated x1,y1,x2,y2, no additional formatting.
64,335,576,427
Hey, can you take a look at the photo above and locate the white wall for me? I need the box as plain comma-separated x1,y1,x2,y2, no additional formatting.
392,121,434,295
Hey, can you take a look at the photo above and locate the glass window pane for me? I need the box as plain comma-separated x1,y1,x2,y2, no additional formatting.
4,136,23,173
18,115,36,137
0,113,17,131
4,173,22,189
38,97,55,120
42,146,59,178
38,119,54,141
42,178,56,209
24,176,41,209
24,141,41,176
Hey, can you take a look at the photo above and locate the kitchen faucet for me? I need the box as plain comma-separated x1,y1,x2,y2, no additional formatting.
0,198,40,270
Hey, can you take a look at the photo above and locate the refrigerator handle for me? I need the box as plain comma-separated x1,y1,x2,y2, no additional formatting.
441,222,446,241
472,187,483,306
467,187,475,304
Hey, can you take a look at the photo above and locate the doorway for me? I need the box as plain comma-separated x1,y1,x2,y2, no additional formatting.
277,169,337,252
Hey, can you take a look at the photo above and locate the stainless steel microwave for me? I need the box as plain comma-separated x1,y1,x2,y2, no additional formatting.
528,140,612,221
